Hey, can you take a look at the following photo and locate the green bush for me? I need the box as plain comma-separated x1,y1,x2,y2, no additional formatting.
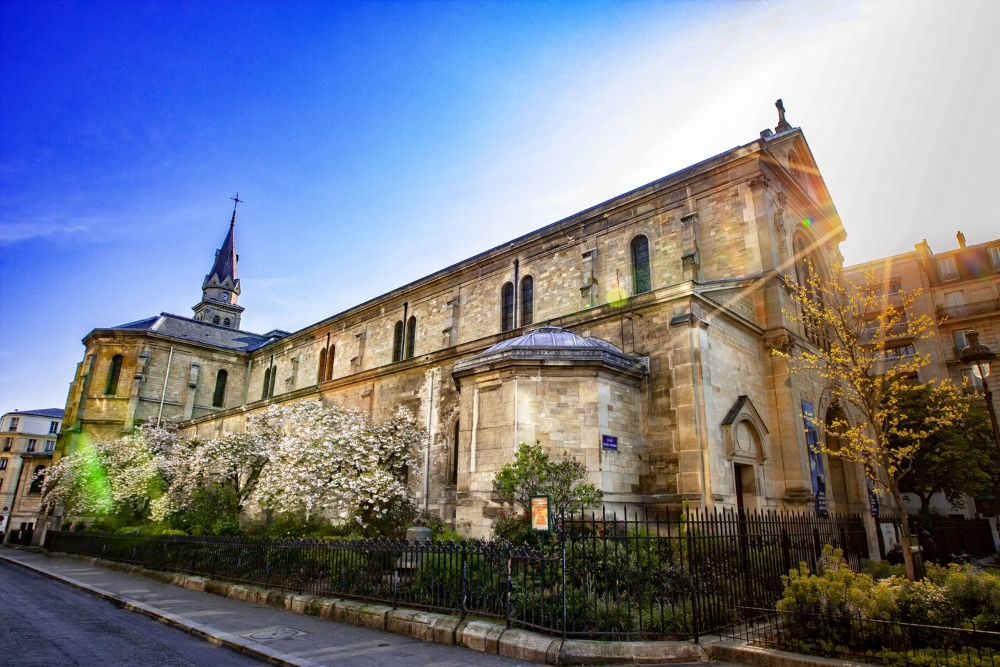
776,545,1000,661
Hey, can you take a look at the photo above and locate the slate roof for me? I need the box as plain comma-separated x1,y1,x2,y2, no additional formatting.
108,313,274,351
6,408,64,418
206,212,239,287
454,326,648,377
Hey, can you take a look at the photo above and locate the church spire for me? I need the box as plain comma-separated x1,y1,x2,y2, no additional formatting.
192,196,246,329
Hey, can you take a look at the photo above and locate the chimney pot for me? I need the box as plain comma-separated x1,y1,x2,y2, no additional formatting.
957,231,967,248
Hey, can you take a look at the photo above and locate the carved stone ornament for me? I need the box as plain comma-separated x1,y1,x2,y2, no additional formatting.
721,395,770,463
773,207,788,251
776,191,788,208
763,334,794,354
748,174,771,190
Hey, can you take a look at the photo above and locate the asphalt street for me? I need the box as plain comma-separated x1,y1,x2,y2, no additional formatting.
0,557,266,667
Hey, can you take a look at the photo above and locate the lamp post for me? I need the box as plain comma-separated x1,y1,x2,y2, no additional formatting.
959,331,1000,454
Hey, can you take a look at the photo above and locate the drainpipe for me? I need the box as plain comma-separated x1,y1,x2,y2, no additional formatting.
157,346,175,426
424,370,435,511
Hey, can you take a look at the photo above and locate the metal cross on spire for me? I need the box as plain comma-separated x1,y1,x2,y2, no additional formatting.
229,193,242,226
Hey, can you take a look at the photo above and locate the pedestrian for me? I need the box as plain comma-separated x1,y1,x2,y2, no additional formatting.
918,529,937,565
886,542,905,565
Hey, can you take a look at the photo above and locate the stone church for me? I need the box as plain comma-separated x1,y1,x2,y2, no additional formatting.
56,104,872,537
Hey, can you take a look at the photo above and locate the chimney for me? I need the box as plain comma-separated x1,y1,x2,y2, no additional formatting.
957,231,967,248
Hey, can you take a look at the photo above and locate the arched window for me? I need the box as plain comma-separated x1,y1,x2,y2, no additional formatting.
501,282,515,332
317,348,327,383
792,233,828,349
451,419,460,486
28,465,45,494
104,354,123,395
392,321,404,362
212,369,228,408
325,346,334,381
269,365,277,397
261,367,271,400
406,316,417,359
212,315,221,325
223,318,231,327
632,235,651,294
520,276,534,327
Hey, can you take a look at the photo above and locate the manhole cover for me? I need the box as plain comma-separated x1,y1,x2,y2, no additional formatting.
245,627,309,641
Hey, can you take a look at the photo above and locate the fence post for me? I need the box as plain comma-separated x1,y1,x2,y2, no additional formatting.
460,541,468,620
781,528,792,575
505,556,512,629
687,510,700,643
393,567,399,610
561,513,567,642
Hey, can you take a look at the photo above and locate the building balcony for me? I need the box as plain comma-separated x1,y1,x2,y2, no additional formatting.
937,297,1000,321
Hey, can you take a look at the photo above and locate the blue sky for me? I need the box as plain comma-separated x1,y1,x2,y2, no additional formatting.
2,0,999,412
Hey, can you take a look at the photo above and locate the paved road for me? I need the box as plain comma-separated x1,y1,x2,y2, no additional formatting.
0,551,731,667
0,558,266,667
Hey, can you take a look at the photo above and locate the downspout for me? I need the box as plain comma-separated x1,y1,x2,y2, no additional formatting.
424,370,435,511
156,346,175,426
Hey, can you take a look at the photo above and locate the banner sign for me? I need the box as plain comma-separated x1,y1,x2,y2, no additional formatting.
529,495,552,532
802,400,828,517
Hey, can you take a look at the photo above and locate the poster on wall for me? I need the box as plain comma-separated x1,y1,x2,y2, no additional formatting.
802,400,828,517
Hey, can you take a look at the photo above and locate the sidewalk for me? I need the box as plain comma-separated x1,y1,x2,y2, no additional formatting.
0,547,531,667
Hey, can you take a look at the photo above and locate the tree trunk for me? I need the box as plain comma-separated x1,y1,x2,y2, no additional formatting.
889,482,918,581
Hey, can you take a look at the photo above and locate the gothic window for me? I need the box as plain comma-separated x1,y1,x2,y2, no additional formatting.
105,354,123,395
393,321,404,362
406,316,417,359
325,346,334,381
792,233,828,350
28,465,45,494
632,235,651,294
213,316,221,324
317,348,327,382
223,318,231,327
501,282,515,332
212,369,228,408
451,419,460,486
261,367,271,400
521,276,534,327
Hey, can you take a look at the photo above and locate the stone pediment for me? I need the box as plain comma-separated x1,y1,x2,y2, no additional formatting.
721,395,769,463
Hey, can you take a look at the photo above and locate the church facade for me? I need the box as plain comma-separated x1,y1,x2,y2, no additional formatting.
57,107,872,538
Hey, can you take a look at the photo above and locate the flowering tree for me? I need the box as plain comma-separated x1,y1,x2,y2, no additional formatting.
41,425,166,520
251,401,421,526
777,263,966,579
158,406,280,518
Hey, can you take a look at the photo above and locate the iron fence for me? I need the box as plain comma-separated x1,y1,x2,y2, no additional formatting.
44,507,873,641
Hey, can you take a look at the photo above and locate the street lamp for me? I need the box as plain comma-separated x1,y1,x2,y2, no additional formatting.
959,331,1000,453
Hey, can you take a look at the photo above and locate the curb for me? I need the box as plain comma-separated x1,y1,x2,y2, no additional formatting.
0,549,710,666
707,641,877,667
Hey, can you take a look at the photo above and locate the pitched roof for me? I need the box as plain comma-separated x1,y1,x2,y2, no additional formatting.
5,408,64,418
108,313,271,351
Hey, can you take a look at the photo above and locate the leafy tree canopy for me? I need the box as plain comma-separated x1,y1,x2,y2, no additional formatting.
493,441,603,518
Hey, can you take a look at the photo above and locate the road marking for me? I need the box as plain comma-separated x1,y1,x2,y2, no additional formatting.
309,645,400,661
180,610,234,618
119,589,151,594
294,640,387,656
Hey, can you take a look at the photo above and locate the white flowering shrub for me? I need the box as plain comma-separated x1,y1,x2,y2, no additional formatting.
251,401,422,527
42,402,424,533
41,423,168,520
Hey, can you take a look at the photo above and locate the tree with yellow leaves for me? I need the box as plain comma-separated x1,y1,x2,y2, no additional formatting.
776,262,966,580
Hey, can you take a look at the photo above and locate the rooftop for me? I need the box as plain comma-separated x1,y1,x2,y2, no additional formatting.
3,408,64,419
105,313,273,352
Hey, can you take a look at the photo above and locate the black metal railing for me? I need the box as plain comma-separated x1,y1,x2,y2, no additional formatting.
723,606,1000,667
44,507,874,641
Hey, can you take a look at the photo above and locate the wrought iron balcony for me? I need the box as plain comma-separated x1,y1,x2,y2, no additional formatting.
937,297,1000,320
